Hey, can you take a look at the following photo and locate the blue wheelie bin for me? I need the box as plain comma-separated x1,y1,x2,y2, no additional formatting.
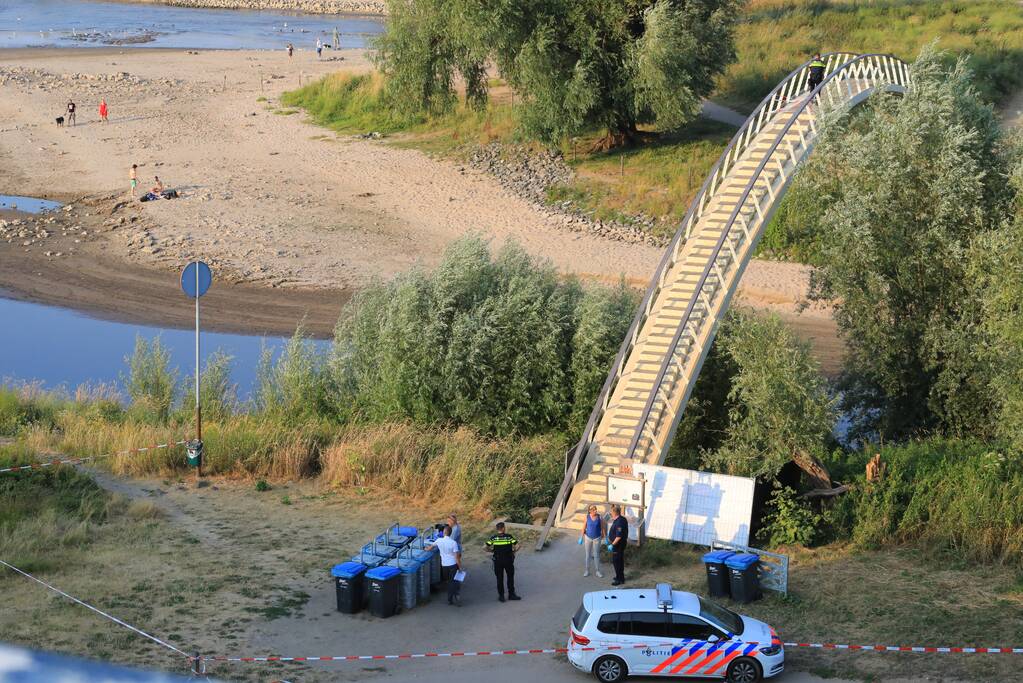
701,550,735,598
331,561,367,614
725,553,761,604
406,547,433,601
365,565,401,618
377,524,414,551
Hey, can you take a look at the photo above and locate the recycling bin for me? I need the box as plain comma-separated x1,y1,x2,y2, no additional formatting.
386,553,421,612
411,534,441,586
351,551,387,571
725,553,761,604
331,561,367,614
377,524,414,550
407,548,433,600
362,540,398,561
366,565,401,618
701,550,735,598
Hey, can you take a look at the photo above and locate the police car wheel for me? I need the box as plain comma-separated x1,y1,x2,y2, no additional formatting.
592,655,627,683
726,657,762,683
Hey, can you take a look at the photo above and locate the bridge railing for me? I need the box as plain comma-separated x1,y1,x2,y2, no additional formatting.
538,53,878,547
622,53,910,464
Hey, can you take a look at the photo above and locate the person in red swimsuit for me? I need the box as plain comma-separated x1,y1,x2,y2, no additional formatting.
99,99,108,122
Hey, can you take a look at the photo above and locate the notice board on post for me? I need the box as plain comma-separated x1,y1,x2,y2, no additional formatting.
632,464,755,547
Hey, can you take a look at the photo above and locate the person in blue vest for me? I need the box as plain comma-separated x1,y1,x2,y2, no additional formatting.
807,53,826,92
579,505,606,578
608,505,629,586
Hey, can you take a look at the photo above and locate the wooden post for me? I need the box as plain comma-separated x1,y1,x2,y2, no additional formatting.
620,154,624,177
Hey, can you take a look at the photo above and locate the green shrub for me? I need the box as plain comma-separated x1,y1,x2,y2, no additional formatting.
122,336,178,424
760,486,821,547
331,236,635,436
180,350,237,423
254,327,328,421
846,439,1023,565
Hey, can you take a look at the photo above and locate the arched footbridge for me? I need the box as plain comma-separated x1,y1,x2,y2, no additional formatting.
539,53,910,546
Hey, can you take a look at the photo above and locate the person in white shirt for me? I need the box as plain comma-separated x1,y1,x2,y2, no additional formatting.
428,525,462,605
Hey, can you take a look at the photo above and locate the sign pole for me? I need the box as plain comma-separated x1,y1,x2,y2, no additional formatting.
181,261,212,480
194,264,202,479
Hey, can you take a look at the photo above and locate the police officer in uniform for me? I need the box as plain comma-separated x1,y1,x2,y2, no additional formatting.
485,522,522,602
807,53,826,92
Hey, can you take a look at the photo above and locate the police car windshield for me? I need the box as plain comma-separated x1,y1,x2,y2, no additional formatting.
698,597,743,636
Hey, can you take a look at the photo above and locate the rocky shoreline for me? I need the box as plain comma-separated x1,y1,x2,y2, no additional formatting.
468,143,669,248
119,0,387,14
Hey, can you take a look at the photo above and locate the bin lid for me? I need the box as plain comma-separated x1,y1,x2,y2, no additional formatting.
365,566,401,580
724,553,760,570
352,554,386,568
331,562,367,578
702,550,736,564
398,526,418,537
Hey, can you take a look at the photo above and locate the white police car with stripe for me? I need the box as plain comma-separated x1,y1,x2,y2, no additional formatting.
567,584,783,682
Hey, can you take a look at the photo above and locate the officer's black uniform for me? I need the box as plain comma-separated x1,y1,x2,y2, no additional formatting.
485,529,521,602
807,57,826,92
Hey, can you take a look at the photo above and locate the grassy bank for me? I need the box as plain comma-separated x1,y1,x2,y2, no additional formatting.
719,0,1023,111
283,73,734,237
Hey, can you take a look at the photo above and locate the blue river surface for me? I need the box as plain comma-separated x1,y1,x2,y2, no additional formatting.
0,0,386,50
0,294,328,400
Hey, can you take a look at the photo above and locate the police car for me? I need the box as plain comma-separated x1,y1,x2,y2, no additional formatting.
567,584,783,682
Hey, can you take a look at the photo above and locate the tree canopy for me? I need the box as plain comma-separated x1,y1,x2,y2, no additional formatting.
376,0,742,144
777,49,1016,440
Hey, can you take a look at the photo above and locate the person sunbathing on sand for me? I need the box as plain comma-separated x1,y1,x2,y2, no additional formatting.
151,176,164,194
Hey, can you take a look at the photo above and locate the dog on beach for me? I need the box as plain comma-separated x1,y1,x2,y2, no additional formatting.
55,116,64,127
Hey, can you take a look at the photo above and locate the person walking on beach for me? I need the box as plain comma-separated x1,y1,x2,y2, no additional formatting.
608,504,628,586
99,98,108,123
287,43,294,58
129,164,138,198
316,39,322,60
580,505,605,578
427,525,463,606
66,99,76,126
807,53,826,92
332,26,340,51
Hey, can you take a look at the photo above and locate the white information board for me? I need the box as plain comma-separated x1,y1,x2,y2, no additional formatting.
606,474,645,507
632,464,755,547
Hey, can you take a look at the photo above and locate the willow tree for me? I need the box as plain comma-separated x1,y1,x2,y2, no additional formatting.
377,0,741,146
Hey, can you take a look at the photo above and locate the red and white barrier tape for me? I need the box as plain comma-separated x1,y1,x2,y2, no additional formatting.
783,642,1023,654
0,440,187,474
202,641,1023,663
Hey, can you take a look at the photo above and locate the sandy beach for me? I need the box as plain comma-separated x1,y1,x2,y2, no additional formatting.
0,47,840,369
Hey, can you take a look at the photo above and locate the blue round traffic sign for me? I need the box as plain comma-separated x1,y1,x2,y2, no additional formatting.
181,261,213,299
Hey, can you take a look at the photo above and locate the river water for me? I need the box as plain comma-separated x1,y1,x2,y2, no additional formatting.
1,1,350,397
0,0,386,50
0,295,328,399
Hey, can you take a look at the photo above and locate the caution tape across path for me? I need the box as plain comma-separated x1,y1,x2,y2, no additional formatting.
203,641,1023,664
0,440,187,474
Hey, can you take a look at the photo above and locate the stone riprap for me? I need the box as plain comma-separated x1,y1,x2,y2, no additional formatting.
125,0,387,14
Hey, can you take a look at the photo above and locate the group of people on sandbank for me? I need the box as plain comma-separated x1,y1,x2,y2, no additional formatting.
285,25,343,60
56,98,108,127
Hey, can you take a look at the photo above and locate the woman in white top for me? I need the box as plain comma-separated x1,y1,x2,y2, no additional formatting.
428,525,462,605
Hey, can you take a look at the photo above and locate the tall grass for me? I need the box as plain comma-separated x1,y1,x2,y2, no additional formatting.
281,71,425,134
833,439,1023,565
718,0,1023,111
122,336,177,423
320,422,563,518
0,442,111,572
